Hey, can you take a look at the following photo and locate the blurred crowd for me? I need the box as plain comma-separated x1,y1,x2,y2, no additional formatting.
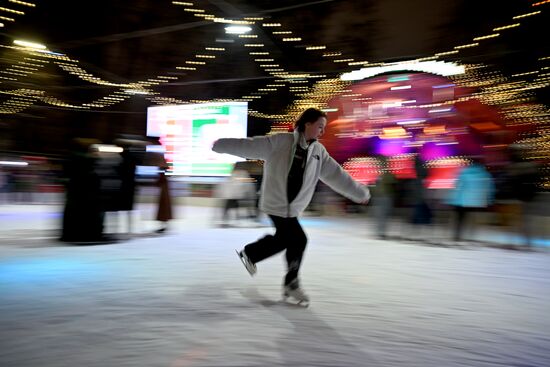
367,143,545,248
0,141,547,248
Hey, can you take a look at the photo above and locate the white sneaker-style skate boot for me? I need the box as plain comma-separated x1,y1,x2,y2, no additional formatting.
236,249,256,276
283,280,310,306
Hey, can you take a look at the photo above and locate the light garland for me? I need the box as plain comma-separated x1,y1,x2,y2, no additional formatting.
0,1,548,119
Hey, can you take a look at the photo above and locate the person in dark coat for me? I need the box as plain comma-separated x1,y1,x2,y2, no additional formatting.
155,158,173,233
115,137,147,233
374,155,397,239
60,138,105,243
506,144,541,247
411,153,432,225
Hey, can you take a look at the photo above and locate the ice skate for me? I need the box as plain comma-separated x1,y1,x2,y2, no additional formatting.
282,282,310,307
236,249,256,276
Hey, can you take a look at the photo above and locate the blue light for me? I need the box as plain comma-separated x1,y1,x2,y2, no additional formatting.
0,211,62,221
432,83,456,89
387,75,409,82
0,258,102,284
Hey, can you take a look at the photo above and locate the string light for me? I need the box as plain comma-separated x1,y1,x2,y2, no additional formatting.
454,43,479,49
1,1,548,119
513,11,541,19
0,7,24,15
8,1,35,7
493,23,520,31
183,8,205,13
435,50,459,56
473,33,500,41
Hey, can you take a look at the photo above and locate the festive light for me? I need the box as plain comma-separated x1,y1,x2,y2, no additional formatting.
0,160,29,166
493,23,520,31
9,0,35,6
513,11,541,19
1,0,548,118
0,7,24,15
341,61,465,81
454,43,479,49
390,85,412,90
435,50,459,56
13,39,46,49
473,33,500,41
225,25,252,34
323,52,342,57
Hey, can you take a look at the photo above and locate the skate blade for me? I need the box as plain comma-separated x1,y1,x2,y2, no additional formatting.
235,249,255,276
282,295,309,308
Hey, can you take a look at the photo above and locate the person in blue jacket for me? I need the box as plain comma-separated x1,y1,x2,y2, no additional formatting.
448,157,495,242
212,108,370,304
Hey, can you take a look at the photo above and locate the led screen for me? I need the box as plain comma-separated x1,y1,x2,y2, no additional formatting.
147,102,248,176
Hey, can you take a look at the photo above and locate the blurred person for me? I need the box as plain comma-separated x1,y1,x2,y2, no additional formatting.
448,157,495,243
115,137,147,233
212,108,370,305
374,155,397,239
5,168,16,203
247,160,263,222
13,168,33,203
155,157,173,233
0,166,6,204
215,167,256,227
94,143,127,240
60,138,106,243
505,144,541,247
411,153,432,226
94,144,123,212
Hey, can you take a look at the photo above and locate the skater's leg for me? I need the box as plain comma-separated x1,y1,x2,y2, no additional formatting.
243,215,290,263
282,218,307,286
280,218,309,304
243,216,307,286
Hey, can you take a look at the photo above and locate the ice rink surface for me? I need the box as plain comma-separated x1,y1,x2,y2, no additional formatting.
1,205,549,366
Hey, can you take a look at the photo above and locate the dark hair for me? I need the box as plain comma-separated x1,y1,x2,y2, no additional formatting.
294,108,327,132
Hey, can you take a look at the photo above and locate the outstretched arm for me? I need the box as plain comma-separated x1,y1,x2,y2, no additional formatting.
319,154,370,204
212,135,274,160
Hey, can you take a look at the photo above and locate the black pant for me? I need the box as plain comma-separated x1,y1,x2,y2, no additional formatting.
244,215,307,286
453,206,477,241
222,199,239,221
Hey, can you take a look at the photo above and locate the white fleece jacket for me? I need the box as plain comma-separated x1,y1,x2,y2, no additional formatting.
212,131,370,217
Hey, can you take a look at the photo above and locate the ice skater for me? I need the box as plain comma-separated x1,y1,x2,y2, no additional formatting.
212,108,370,305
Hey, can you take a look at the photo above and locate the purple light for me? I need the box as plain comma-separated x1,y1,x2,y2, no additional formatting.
421,142,456,160
376,138,410,156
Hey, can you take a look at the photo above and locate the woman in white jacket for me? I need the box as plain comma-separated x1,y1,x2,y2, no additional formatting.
212,108,370,304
